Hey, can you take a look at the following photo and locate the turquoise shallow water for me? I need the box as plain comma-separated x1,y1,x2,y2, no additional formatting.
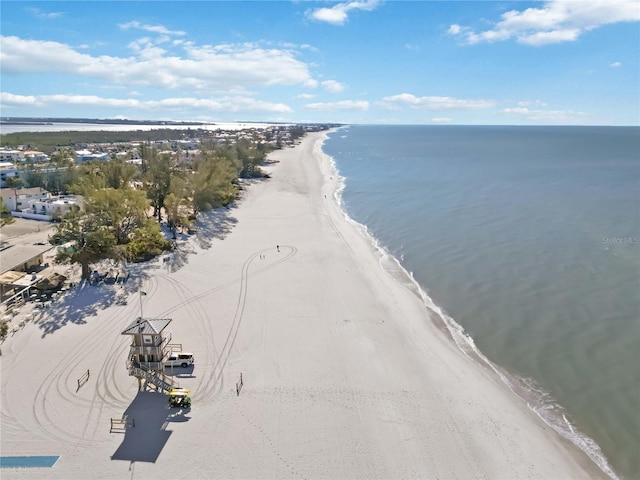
322,125,640,479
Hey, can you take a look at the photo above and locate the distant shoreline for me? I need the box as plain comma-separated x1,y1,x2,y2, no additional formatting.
0,117,206,127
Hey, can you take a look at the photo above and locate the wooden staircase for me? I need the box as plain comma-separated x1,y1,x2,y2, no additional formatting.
131,365,176,392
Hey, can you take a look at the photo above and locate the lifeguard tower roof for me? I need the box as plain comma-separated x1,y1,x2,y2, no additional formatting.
121,317,172,336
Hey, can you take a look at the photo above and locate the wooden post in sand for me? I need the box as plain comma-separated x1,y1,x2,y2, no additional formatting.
236,372,244,396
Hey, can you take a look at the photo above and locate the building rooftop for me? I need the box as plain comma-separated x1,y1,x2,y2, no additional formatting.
0,187,48,198
0,244,52,274
121,317,172,336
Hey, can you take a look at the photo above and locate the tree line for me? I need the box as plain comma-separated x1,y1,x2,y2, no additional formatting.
44,139,273,280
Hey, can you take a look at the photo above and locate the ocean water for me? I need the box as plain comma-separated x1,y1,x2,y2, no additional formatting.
322,125,640,480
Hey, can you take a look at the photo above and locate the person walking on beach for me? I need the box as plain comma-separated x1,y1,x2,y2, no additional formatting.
276,245,280,252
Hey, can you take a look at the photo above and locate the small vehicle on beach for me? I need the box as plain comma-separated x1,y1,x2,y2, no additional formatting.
164,352,194,368
167,388,191,408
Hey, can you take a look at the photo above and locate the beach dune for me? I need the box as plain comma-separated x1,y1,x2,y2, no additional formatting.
0,131,603,479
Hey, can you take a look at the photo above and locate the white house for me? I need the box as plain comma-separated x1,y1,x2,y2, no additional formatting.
0,149,24,163
23,150,49,163
0,162,19,188
0,187,49,211
25,195,83,220
75,149,109,162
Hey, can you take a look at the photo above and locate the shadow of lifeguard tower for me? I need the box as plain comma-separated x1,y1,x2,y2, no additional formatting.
111,318,191,465
121,317,182,392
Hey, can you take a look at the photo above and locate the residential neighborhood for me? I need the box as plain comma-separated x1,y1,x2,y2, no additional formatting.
0,123,327,188
0,122,334,341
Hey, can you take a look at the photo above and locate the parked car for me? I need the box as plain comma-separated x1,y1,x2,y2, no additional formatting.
164,352,194,368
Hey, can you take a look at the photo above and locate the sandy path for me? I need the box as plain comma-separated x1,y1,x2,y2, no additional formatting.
0,131,603,479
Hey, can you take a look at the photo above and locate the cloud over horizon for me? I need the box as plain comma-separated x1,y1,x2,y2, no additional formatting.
304,100,369,111
0,92,293,115
379,94,495,110
448,0,640,46
0,35,316,92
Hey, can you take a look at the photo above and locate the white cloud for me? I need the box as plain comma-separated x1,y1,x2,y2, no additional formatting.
609,61,622,67
448,0,640,46
448,24,462,35
0,92,41,106
45,94,141,108
307,0,380,26
0,36,316,93
0,92,292,114
128,38,168,59
296,93,316,99
431,117,453,123
502,106,587,123
1,36,92,74
517,100,548,107
27,8,64,19
304,100,369,111
321,80,346,92
119,21,186,37
379,94,495,110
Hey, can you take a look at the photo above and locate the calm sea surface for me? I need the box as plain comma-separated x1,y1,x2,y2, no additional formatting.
322,125,640,480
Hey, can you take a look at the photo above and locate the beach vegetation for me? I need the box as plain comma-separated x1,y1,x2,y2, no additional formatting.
2,176,21,189
100,159,138,190
10,125,324,272
18,153,78,195
190,149,238,214
85,188,150,244
164,191,191,239
233,140,269,178
50,210,118,280
0,320,8,340
68,165,108,195
19,163,43,189
141,147,174,221
125,221,173,262
0,198,14,227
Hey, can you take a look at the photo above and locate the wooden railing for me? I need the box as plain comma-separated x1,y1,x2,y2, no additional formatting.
129,364,176,392
128,332,173,356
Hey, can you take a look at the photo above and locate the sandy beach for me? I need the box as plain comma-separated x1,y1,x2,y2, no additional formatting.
0,131,604,479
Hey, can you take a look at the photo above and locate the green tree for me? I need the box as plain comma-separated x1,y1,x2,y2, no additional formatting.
69,164,107,196
0,320,8,340
190,151,238,214
50,148,75,167
144,151,174,221
50,211,118,280
86,188,150,244
3,176,22,189
126,221,173,262
0,198,15,227
163,192,190,239
43,169,63,195
101,159,138,189
46,150,79,194
20,158,47,189
234,140,268,178
289,125,306,141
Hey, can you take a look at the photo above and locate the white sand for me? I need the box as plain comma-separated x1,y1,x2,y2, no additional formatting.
0,131,604,479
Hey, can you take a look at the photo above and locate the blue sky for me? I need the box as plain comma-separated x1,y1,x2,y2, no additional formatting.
1,1,639,125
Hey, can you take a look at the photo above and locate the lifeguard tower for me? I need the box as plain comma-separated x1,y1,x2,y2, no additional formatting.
121,317,181,392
